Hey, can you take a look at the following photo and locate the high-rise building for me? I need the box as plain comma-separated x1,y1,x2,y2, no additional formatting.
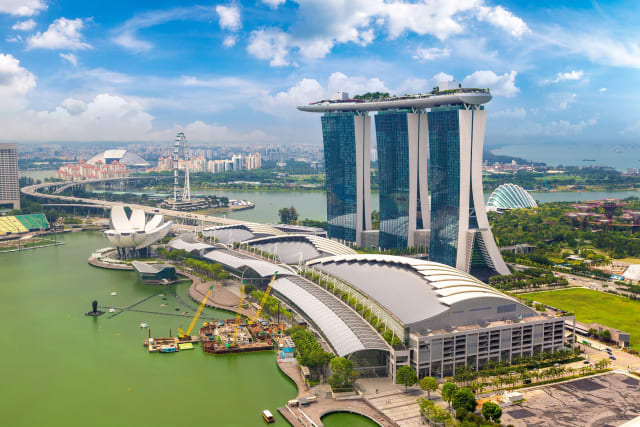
428,106,508,275
298,86,510,276
374,110,429,249
321,112,371,245
0,143,19,210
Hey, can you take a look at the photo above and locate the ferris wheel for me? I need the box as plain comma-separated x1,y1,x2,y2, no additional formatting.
173,132,191,202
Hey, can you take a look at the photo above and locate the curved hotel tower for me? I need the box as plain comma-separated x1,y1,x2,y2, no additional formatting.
298,86,510,276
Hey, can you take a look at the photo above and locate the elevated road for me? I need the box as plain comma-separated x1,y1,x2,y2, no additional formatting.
22,180,248,227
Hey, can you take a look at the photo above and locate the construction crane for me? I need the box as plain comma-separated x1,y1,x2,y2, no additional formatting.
251,272,278,323
178,285,213,340
231,283,246,346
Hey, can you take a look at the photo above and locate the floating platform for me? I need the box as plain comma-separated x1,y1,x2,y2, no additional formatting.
143,335,199,353
199,319,282,355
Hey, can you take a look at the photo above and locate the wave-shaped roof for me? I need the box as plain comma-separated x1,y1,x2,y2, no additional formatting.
307,254,530,330
245,234,356,263
487,184,538,210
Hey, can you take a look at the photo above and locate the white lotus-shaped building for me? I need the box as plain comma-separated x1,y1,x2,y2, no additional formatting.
487,183,538,211
104,206,172,249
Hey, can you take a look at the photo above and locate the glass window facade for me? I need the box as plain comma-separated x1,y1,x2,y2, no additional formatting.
375,111,410,249
322,112,358,242
428,107,461,267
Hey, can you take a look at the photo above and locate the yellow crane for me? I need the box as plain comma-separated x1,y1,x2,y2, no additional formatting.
251,272,278,323
178,285,213,340
231,283,246,346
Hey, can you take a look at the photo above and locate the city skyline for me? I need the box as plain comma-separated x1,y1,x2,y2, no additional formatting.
0,1,638,147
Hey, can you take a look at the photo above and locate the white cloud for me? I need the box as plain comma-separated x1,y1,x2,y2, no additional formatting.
216,5,241,31
247,0,528,65
558,93,576,110
492,107,526,119
0,53,36,110
247,28,290,67
262,0,286,8
28,18,92,50
550,70,584,83
60,97,88,115
540,29,640,69
112,6,217,53
113,33,153,53
394,72,453,94
549,117,597,135
6,35,21,43
599,87,607,93
152,121,273,144
12,19,36,31
59,53,78,66
462,70,519,97
476,5,530,38
0,0,46,16
412,47,450,62
223,35,237,47
259,71,388,114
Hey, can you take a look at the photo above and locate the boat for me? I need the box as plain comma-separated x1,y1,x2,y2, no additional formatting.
262,410,275,423
108,308,116,313
140,323,149,328
110,292,117,296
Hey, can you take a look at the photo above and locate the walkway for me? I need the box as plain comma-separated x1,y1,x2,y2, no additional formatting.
357,378,429,427
276,358,396,427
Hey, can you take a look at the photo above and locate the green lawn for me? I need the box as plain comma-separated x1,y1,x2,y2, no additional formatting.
520,288,640,348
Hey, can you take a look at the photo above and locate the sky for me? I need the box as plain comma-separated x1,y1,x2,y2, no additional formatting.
1,0,639,147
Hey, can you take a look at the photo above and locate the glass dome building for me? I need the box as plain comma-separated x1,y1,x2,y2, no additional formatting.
487,183,538,210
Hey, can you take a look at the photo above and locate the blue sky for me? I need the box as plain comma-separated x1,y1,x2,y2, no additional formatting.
1,0,639,147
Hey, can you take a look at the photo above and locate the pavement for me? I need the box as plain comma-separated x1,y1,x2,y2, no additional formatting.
501,372,640,427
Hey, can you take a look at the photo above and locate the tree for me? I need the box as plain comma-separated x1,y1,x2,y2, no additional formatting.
452,387,477,414
419,376,439,400
328,357,358,389
396,366,418,392
482,402,502,423
599,329,612,341
441,382,458,411
278,206,299,224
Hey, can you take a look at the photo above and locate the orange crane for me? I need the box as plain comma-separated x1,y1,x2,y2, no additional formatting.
178,285,213,340
231,284,246,346
251,272,278,323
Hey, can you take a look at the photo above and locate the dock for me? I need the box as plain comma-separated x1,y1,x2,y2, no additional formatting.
143,335,199,353
199,319,279,355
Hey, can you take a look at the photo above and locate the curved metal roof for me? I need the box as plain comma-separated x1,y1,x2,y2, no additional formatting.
307,254,519,327
272,276,388,357
202,223,286,244
202,249,294,278
244,234,356,263
487,183,538,210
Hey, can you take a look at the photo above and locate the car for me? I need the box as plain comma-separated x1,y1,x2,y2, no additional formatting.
583,360,590,364
609,356,616,360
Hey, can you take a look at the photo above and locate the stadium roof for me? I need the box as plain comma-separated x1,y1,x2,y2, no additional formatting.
87,149,150,168
245,234,356,263
307,254,522,329
272,276,388,356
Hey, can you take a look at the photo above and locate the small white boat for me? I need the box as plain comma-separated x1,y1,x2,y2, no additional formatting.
108,308,116,313
110,292,117,296
140,323,149,328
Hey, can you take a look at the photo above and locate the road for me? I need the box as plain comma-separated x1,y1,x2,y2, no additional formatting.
22,180,250,227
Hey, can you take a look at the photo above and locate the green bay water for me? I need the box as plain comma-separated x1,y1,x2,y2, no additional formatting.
0,231,296,427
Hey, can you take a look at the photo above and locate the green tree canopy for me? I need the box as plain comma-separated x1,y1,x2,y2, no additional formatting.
441,382,458,410
328,357,358,389
396,366,418,392
419,376,439,400
452,387,477,414
481,402,502,423
278,206,299,224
